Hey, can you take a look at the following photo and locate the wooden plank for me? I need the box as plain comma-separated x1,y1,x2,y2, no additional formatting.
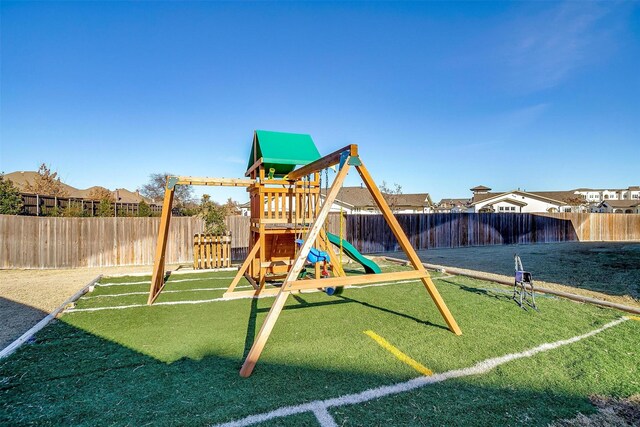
148,186,175,305
287,144,358,181
288,270,426,290
355,162,462,336
226,241,261,294
239,161,352,377
175,176,255,187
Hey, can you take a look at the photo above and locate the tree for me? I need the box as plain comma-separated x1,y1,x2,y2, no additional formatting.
0,174,23,214
88,187,114,201
564,196,588,213
61,201,86,217
96,199,114,217
139,173,194,207
199,194,227,234
137,199,152,217
223,197,241,216
380,181,403,213
24,164,69,197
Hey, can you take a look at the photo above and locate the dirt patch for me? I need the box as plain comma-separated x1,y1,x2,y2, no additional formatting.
0,264,182,350
552,394,640,426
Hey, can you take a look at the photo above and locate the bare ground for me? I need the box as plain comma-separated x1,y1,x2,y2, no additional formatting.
0,264,182,350
552,395,640,427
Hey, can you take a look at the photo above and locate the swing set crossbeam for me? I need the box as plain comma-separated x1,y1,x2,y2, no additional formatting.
286,144,358,181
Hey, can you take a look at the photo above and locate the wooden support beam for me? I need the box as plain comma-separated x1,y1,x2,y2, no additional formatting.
355,163,462,336
239,160,352,377
260,260,295,268
148,184,175,305
226,242,261,295
245,158,264,177
286,270,427,291
223,287,284,299
175,176,255,187
245,272,259,290
287,144,358,181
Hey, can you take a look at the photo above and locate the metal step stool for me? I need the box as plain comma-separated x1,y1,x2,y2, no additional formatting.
514,255,538,310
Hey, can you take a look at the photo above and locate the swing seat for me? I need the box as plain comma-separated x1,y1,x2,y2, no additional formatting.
295,239,330,264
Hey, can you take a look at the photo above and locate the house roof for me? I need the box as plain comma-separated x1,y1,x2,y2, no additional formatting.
470,185,491,192
527,191,584,204
321,186,432,209
599,200,640,208
4,171,154,204
5,171,79,197
246,130,321,176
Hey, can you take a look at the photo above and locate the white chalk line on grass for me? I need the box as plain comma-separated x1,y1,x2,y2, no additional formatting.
312,406,338,427
84,285,253,299
65,280,423,313
98,277,237,287
213,317,629,427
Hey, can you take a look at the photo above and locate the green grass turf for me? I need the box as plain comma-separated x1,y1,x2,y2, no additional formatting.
1,266,638,426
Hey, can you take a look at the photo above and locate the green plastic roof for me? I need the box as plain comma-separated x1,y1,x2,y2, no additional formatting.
247,130,321,176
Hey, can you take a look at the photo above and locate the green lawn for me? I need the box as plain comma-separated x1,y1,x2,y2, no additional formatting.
1,264,638,426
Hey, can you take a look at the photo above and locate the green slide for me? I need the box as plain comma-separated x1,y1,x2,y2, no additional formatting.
326,232,381,274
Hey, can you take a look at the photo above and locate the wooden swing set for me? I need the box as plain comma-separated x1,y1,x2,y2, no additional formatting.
148,130,461,377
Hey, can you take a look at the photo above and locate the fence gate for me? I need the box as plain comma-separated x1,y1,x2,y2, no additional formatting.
193,233,232,269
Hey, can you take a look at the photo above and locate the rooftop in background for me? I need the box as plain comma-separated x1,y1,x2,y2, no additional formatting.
322,186,432,209
3,171,153,204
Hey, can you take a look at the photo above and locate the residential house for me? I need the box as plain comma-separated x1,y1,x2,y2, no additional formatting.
434,198,471,213
468,186,588,213
597,200,640,214
322,186,434,214
574,187,640,204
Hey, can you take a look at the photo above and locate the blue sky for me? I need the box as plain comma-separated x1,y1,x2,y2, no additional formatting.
1,1,639,203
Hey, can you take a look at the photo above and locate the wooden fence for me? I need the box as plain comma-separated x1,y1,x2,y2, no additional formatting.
1,213,639,269
0,215,204,269
345,213,640,254
19,193,163,216
193,234,231,269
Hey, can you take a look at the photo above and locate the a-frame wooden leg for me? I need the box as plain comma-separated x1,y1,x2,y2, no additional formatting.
224,242,261,298
148,184,175,305
239,161,352,377
355,163,462,335
239,288,291,377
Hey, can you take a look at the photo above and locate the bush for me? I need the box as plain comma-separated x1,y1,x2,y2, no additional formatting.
0,174,23,214
137,200,152,217
199,194,227,234
62,201,87,217
96,199,114,217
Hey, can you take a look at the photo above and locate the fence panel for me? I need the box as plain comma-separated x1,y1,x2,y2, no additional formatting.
0,215,205,268
1,213,639,268
345,213,640,254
